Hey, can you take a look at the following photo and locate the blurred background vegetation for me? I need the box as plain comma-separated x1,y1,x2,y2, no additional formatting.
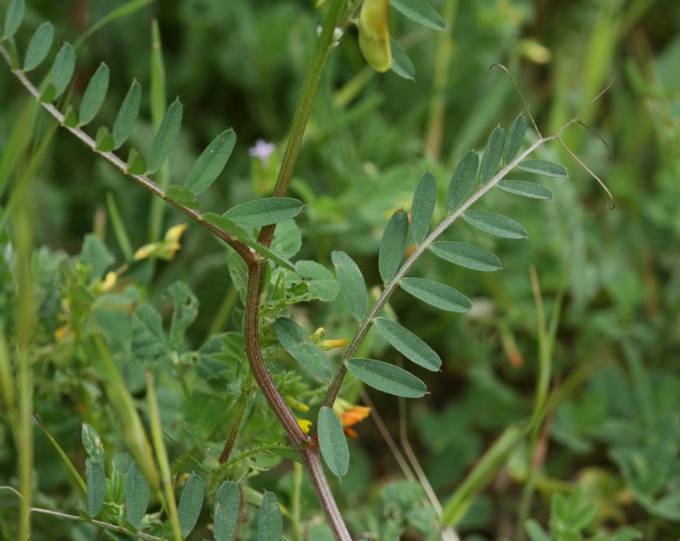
1,0,679,539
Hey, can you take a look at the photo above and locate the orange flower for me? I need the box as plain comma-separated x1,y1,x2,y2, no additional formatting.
339,405,371,438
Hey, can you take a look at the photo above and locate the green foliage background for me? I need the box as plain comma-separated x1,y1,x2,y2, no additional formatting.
1,0,679,540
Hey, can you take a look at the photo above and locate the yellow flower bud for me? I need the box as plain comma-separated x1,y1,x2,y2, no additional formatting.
297,418,313,434
358,0,392,73
320,338,349,351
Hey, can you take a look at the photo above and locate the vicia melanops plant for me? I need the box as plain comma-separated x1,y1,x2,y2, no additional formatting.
0,1,618,540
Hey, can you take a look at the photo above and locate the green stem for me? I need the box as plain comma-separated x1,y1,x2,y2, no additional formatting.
292,461,304,541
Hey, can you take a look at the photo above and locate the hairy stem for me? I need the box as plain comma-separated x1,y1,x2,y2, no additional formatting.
323,135,553,408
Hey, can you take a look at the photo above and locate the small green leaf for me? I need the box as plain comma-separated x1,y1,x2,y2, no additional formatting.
318,406,350,477
504,113,528,163
49,42,76,100
275,318,333,381
113,79,141,149
61,105,78,128
79,63,109,126
126,148,146,175
222,197,303,227
81,234,114,279
293,261,339,302
125,462,149,529
95,126,114,152
215,481,241,541
379,209,409,283
165,281,198,349
178,472,205,537
447,150,479,212
81,423,105,463
166,185,199,208
272,219,302,258
346,358,427,398
498,180,553,200
147,98,183,174
390,38,415,81
23,21,53,71
400,277,471,313
517,159,568,178
526,520,552,541
131,303,168,362
374,317,441,371
463,210,528,239
411,171,436,244
257,491,283,541
479,126,505,184
185,129,236,195
391,0,445,31
429,241,502,272
86,458,106,517
331,251,368,321
3,0,24,39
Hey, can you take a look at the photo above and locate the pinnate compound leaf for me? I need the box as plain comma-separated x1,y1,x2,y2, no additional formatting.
147,98,183,174
185,129,236,195
86,458,106,517
178,472,205,537
447,150,479,212
79,63,109,126
517,159,568,178
429,241,501,272
113,80,141,149
411,171,436,244
49,42,76,100
391,0,445,30
222,197,303,227
498,180,553,200
331,251,368,321
274,317,333,381
125,462,149,528
215,481,241,541
504,113,528,163
379,209,409,282
346,358,427,398
24,21,53,71
479,126,505,184
3,0,24,39
400,277,471,313
390,38,415,80
257,491,283,540
374,317,441,371
318,406,350,477
463,210,528,239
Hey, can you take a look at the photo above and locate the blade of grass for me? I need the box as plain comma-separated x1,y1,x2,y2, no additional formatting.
0,96,39,200
74,0,158,48
0,329,14,419
106,192,134,260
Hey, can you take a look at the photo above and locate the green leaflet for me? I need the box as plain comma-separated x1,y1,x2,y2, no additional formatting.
391,0,445,31
390,38,415,81
147,98,183,174
346,358,427,398
166,186,199,208
81,423,105,463
131,303,169,362
411,171,436,244
215,482,241,541
24,22,54,71
222,197,303,227
3,0,24,39
504,113,528,163
125,462,149,528
49,42,76,100
293,260,339,302
178,472,205,537
429,241,502,272
379,209,409,282
498,180,553,200
463,210,528,239
274,317,333,381
164,281,198,349
79,63,110,126
318,406,350,477
374,317,441,371
95,126,114,152
517,159,568,178
185,129,236,195
126,148,146,174
447,150,479,212
86,458,106,517
400,277,471,313
257,491,283,540
112,79,141,149
479,126,505,184
331,250,369,321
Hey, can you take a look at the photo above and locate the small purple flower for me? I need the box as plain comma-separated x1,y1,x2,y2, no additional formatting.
249,139,276,163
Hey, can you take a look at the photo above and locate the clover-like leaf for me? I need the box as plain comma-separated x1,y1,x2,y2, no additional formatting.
374,317,441,371
429,241,502,272
400,277,471,313
185,129,236,195
379,209,409,283
346,358,427,398
463,210,528,239
318,406,350,477
411,171,436,244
